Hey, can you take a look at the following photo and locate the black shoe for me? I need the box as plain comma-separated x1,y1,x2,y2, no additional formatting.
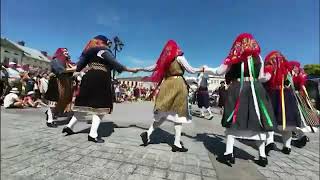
62,127,75,135
88,135,104,143
223,153,235,164
208,115,214,120
140,132,149,146
296,136,308,148
282,147,291,155
265,143,276,156
256,156,268,167
172,144,188,152
46,122,57,128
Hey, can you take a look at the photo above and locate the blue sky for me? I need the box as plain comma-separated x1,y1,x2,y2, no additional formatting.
1,0,319,77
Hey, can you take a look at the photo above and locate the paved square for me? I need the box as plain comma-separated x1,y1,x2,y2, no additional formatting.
1,102,319,180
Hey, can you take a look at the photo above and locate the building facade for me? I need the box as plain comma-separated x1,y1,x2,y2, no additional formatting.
117,74,224,92
1,38,50,70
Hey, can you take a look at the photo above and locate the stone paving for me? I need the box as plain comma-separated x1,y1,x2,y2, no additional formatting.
1,102,319,180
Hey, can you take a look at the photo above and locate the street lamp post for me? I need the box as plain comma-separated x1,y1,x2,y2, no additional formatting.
112,36,124,80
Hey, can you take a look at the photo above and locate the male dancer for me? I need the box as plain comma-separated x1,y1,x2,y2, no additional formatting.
197,72,214,119
61,35,138,143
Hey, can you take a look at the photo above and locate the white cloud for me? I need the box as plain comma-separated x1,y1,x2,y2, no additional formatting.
96,10,120,27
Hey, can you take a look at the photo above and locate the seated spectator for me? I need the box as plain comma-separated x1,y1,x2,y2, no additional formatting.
23,91,43,108
3,88,24,108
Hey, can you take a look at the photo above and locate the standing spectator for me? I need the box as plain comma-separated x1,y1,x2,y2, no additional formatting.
115,85,120,102
218,81,227,115
39,74,49,98
133,85,140,101
25,72,36,94
3,88,24,108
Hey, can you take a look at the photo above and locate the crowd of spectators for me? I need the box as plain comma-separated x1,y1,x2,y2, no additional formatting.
1,62,49,108
0,61,158,109
114,83,156,103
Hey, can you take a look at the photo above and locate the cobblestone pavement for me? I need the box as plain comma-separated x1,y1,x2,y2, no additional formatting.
1,102,319,180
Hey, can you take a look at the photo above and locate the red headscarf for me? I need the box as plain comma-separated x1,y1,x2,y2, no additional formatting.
224,33,261,65
145,40,183,83
53,48,70,64
264,51,289,88
288,60,306,88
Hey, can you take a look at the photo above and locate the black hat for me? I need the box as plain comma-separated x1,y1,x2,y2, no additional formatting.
94,35,111,44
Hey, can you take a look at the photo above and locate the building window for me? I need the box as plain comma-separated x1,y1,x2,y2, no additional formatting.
4,50,10,53
3,57,9,66
13,58,18,64
14,53,19,55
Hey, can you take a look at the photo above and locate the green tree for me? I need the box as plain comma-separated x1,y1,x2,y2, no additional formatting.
304,64,320,76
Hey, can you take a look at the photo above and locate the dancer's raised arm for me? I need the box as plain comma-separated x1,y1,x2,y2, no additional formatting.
138,64,156,72
97,49,137,73
204,64,229,76
258,55,271,83
176,55,202,74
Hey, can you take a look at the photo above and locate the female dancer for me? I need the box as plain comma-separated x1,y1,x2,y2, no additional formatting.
263,52,304,155
204,33,276,167
139,40,203,152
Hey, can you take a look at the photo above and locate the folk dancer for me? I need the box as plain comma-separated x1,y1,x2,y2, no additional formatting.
139,40,203,152
45,48,76,128
61,35,138,143
197,72,214,119
263,51,304,155
204,33,276,167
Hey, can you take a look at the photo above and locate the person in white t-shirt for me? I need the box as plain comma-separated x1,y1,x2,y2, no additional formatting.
3,88,24,108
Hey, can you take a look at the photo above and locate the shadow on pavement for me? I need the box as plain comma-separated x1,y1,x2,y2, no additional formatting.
184,133,255,166
77,122,116,137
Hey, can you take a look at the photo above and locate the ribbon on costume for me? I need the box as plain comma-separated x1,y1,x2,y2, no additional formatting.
247,56,262,127
225,61,244,124
249,56,273,127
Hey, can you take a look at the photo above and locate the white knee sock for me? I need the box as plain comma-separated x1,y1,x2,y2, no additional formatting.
47,108,53,123
147,117,165,140
207,107,213,116
67,116,78,130
174,124,182,148
200,107,205,116
266,131,274,145
257,141,266,157
89,114,101,138
282,131,292,148
224,135,235,155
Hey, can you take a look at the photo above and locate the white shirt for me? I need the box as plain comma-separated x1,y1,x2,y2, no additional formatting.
40,78,48,93
4,93,19,108
115,87,120,93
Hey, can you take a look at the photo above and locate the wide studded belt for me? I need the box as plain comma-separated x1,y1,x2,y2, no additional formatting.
88,62,108,72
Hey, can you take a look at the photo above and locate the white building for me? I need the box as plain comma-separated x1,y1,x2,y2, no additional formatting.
1,37,51,70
